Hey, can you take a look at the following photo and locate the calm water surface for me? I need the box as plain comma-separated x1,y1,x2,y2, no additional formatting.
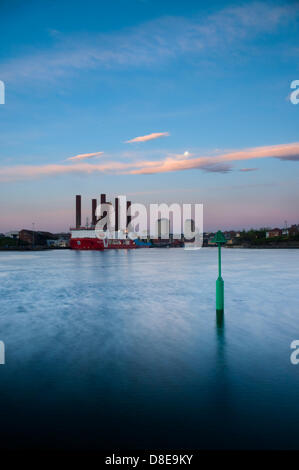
0,248,299,449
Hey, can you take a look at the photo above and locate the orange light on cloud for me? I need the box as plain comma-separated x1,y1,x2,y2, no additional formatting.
67,151,104,161
0,142,299,182
239,168,258,172
131,142,299,174
125,132,170,143
0,161,133,182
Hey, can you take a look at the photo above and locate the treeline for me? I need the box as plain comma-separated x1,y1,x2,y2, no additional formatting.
0,237,30,249
234,229,299,246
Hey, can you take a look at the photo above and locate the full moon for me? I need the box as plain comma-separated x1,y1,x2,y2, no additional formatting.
184,151,189,156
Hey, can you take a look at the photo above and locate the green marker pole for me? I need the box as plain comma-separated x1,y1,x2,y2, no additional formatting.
216,242,224,314
212,230,226,314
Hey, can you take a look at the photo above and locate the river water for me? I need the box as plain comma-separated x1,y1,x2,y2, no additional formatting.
0,248,298,449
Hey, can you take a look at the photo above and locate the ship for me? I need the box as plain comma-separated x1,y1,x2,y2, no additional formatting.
70,194,137,250
70,228,137,250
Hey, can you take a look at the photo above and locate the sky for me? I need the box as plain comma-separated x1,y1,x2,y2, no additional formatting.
0,0,299,233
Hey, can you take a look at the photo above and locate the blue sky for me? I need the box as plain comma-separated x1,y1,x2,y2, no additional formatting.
0,0,298,232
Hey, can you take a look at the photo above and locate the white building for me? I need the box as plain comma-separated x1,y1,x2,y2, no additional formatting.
4,231,19,239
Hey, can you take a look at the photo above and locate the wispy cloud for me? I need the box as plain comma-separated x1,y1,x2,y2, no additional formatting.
1,3,297,83
67,151,104,161
130,142,299,174
276,154,299,161
125,132,170,143
0,142,298,182
239,168,258,172
0,161,133,182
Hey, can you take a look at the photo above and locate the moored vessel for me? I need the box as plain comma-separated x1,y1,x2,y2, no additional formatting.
70,194,137,250
70,228,136,250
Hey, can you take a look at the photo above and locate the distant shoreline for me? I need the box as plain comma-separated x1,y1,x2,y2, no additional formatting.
225,245,299,249
1,245,299,252
224,241,299,249
0,247,69,252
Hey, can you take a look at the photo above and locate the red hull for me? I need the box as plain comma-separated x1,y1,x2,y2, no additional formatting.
70,238,105,250
70,237,136,250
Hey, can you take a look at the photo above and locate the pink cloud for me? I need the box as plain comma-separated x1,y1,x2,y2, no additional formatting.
67,151,104,161
239,168,258,172
125,132,170,143
131,142,299,174
1,142,299,182
0,161,134,182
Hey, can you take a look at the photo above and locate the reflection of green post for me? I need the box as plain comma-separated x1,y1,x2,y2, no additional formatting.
212,230,226,314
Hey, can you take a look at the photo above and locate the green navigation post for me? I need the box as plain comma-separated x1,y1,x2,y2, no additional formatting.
211,230,226,314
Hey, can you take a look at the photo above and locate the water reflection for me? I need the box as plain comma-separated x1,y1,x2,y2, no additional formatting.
214,310,231,431
216,310,224,330
216,310,225,362
1,249,299,449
